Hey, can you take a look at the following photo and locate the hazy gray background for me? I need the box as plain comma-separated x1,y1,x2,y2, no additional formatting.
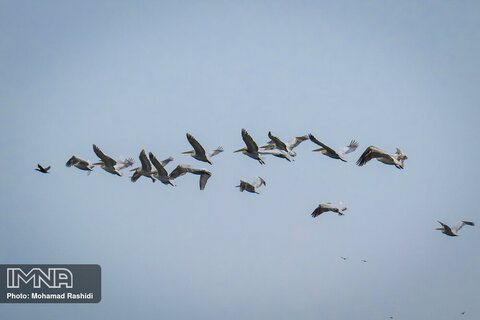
1,1,479,319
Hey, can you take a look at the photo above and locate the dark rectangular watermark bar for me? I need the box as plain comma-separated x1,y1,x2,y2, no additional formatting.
0,264,101,303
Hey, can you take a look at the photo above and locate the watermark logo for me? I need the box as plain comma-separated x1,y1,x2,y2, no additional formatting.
7,268,73,289
0,265,101,303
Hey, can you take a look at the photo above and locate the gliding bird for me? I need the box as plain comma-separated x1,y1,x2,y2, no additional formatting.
261,132,309,156
66,155,94,172
309,134,359,162
436,220,474,236
311,202,347,217
130,150,155,182
169,164,212,190
236,176,266,194
148,152,175,186
183,133,223,165
356,146,407,169
92,144,123,176
35,164,50,173
234,129,265,164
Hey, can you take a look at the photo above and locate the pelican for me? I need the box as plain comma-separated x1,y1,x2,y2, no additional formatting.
35,164,50,173
236,176,266,194
66,155,94,171
261,132,309,156
309,134,359,162
182,133,223,165
114,157,135,171
356,146,407,169
258,149,294,162
92,144,123,176
130,150,155,182
148,152,175,186
436,220,474,236
234,129,265,164
311,202,347,217
169,164,212,190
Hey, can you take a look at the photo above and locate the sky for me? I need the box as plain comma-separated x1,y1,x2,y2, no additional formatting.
1,1,479,319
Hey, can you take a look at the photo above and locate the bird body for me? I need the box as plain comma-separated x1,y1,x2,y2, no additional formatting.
66,155,94,171
356,146,407,169
183,133,223,165
261,133,309,157
169,164,212,190
149,152,175,186
130,150,155,182
236,176,266,194
309,134,358,162
312,202,347,217
234,129,265,164
92,144,123,176
35,164,50,173
436,220,474,236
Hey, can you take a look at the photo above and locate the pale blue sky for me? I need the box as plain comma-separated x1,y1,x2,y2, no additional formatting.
1,1,479,319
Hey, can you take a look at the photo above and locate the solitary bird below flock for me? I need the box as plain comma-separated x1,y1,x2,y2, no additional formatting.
35,164,50,173
169,164,212,190
356,146,407,169
261,132,309,157
183,133,223,165
436,220,474,236
234,129,266,164
312,202,347,217
236,176,266,194
309,134,359,162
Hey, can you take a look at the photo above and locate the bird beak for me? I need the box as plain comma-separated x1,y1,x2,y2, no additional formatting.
312,148,325,152
233,148,244,153
435,228,442,230
93,162,103,165
182,150,194,154
235,185,240,187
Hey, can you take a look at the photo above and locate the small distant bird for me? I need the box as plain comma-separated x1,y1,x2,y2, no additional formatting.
356,146,407,169
258,149,294,162
130,150,155,183
312,202,347,217
234,129,265,164
361,259,367,263
92,144,123,176
340,257,347,260
436,221,474,236
35,164,50,173
149,153,175,186
461,312,465,315
261,132,309,156
169,164,212,190
236,176,266,194
309,134,359,162
66,155,94,172
182,133,223,165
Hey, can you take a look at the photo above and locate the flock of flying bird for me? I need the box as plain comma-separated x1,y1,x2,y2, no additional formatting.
35,128,474,237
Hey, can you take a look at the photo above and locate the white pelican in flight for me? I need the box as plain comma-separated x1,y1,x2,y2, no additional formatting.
169,164,212,190
234,129,265,164
436,220,474,236
92,144,124,176
130,150,155,182
236,176,266,194
356,146,407,169
309,134,359,162
35,164,50,173
261,132,309,156
66,155,94,172
182,133,223,165
311,202,347,217
148,152,175,186
258,149,294,162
